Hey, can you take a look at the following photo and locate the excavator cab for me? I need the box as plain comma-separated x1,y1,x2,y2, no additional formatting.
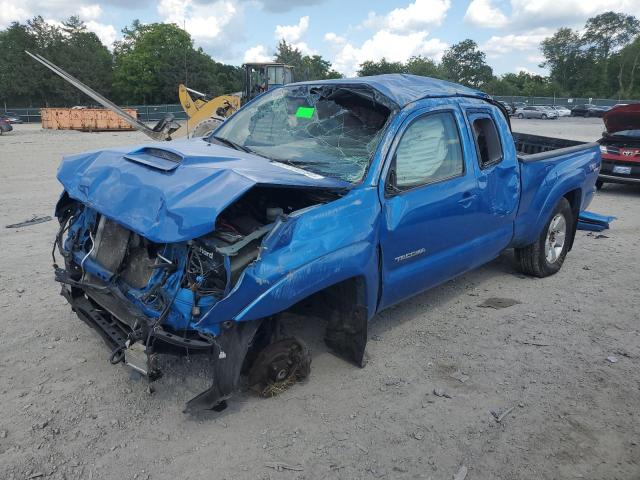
243,63,294,102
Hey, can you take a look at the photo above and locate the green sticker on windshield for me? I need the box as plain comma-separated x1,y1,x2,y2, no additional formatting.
296,106,315,119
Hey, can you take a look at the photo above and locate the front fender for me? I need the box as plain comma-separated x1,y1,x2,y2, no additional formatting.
193,187,381,333
235,240,379,322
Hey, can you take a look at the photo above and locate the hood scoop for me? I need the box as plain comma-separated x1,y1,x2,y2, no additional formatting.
124,146,185,171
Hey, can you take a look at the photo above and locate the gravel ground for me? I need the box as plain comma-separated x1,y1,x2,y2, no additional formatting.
1,120,639,480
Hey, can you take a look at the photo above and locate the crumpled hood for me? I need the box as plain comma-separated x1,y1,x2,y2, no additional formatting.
603,104,640,135
58,138,349,243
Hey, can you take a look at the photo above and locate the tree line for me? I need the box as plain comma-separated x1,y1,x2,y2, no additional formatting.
1,11,638,108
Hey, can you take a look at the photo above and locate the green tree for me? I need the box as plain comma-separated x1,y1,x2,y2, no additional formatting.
0,22,40,107
610,37,640,98
357,58,406,76
273,40,340,81
583,12,640,95
0,16,112,107
113,21,243,104
441,39,493,88
540,28,583,94
405,56,443,78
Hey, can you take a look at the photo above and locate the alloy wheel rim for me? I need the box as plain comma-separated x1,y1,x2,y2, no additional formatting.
545,213,566,263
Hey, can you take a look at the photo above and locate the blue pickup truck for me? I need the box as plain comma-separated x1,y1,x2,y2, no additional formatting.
53,75,600,411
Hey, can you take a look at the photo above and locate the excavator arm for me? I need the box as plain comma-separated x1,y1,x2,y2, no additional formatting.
177,84,241,137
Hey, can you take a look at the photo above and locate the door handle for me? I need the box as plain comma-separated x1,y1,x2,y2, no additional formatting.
458,192,477,207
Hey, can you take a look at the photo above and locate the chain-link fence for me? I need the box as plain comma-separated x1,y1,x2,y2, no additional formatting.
2,104,188,124
491,95,638,107
5,96,639,124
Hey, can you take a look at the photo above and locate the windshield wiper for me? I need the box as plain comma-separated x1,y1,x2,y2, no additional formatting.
211,135,252,153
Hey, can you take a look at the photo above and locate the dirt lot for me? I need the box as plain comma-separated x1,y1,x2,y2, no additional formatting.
1,119,639,480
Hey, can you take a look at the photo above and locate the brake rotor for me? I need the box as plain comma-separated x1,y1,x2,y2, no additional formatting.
248,337,311,397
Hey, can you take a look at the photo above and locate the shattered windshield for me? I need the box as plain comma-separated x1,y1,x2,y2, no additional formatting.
212,85,392,183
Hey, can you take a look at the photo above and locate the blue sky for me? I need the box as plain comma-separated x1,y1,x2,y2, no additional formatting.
3,0,640,77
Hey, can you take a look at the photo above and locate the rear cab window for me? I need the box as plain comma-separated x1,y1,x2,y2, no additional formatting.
468,112,503,168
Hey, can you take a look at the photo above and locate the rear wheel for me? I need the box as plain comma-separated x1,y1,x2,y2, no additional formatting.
515,198,574,278
596,179,604,190
517,113,524,119
541,114,548,119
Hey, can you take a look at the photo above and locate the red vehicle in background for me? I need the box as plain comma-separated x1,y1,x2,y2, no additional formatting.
0,117,13,135
597,104,640,189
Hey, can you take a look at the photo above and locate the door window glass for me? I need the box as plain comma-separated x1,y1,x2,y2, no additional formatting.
394,112,464,189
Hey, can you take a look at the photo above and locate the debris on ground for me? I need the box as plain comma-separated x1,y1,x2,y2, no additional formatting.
478,297,522,309
453,465,468,480
491,406,515,423
577,211,616,232
433,388,452,398
413,430,425,440
265,462,304,472
607,355,619,363
5,215,52,229
516,339,551,347
450,370,469,383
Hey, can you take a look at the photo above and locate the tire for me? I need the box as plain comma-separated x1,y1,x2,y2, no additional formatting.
541,114,547,119
515,197,574,278
596,179,604,190
517,113,524,119
191,117,224,138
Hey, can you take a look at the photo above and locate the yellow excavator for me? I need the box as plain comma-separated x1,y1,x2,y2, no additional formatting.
179,62,295,138
26,51,294,141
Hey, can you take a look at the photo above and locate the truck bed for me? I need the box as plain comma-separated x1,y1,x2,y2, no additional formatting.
513,132,598,162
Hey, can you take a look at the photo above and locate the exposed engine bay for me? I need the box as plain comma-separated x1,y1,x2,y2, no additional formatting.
53,185,343,406
55,186,343,338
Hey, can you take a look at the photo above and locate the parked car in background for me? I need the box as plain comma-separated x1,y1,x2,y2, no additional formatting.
510,101,526,113
548,105,571,117
597,104,640,188
570,104,611,118
515,106,558,119
0,117,13,135
0,112,23,124
498,101,514,115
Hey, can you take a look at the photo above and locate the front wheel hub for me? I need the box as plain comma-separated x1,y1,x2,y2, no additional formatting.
248,337,311,397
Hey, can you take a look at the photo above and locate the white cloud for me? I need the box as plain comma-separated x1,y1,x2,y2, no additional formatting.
481,29,552,57
275,16,309,43
324,32,346,45
464,0,508,28
244,44,272,63
510,0,640,25
466,0,640,30
79,4,102,20
158,0,239,44
332,30,448,76
86,21,118,48
0,1,31,28
273,16,314,54
363,0,451,33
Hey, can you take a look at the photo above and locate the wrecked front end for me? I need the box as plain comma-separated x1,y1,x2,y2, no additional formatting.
53,184,346,411
52,80,394,411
